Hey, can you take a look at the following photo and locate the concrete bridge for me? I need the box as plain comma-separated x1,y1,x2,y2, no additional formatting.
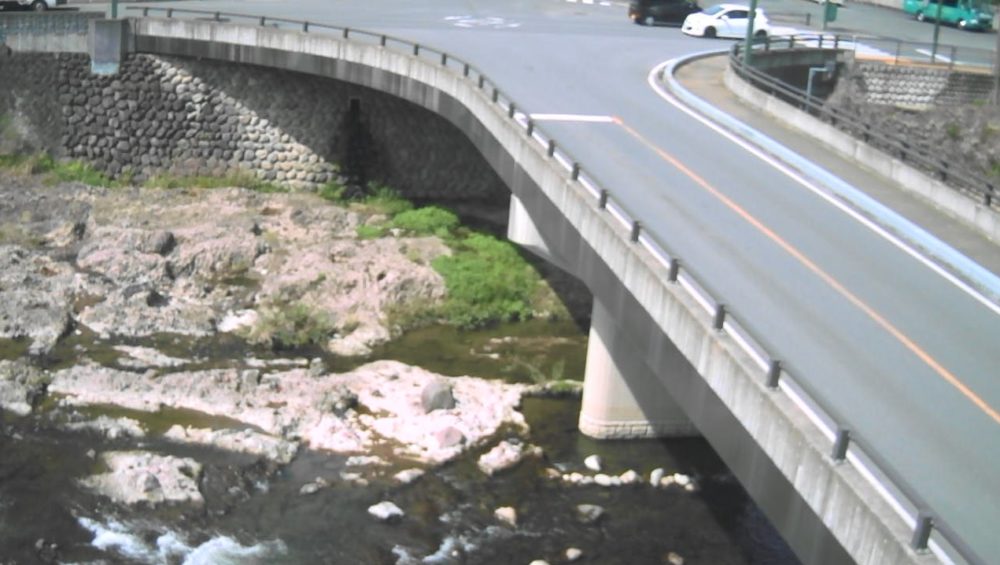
3,7,998,565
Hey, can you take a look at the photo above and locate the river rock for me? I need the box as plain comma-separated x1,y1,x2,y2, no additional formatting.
576,504,605,525
494,506,517,527
51,360,527,467
164,425,299,464
477,439,542,476
80,451,203,507
65,416,146,439
650,467,665,487
0,247,75,355
393,468,425,484
666,551,685,565
583,454,602,472
565,548,583,562
593,473,612,487
420,379,456,412
619,469,641,485
0,360,50,416
368,501,404,522
434,425,465,449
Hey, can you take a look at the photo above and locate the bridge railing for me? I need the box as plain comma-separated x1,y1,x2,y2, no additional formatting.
125,9,982,564
730,34,998,215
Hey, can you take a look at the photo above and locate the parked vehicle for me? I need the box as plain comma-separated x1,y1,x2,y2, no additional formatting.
902,0,994,31
681,3,771,38
629,0,703,25
0,0,64,11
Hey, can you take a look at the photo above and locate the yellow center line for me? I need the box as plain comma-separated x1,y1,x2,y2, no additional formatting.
611,116,1000,426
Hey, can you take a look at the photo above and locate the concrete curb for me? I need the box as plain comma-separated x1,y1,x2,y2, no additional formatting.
661,50,1000,306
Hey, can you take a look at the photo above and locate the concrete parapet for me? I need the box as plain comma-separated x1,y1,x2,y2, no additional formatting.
0,12,100,53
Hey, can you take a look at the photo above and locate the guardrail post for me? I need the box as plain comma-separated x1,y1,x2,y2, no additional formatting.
143,7,149,16
911,512,933,552
833,35,839,50
167,8,173,18
508,103,516,118
413,44,420,56
441,53,448,66
985,185,994,208
831,427,850,461
571,163,581,181
380,35,386,46
599,189,609,209
259,16,266,26
766,359,781,388
344,28,350,39
478,76,485,89
630,221,641,243
712,304,726,331
668,258,680,282
547,140,556,157
526,119,534,136
492,88,499,103
214,11,221,21
303,21,309,32
463,64,470,77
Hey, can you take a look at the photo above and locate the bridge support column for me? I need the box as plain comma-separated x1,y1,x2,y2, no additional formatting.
507,194,574,275
580,300,698,438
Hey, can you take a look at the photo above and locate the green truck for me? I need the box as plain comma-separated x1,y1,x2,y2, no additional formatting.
902,0,995,31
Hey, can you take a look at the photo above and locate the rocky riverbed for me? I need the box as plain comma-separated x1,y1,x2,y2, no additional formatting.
0,170,798,564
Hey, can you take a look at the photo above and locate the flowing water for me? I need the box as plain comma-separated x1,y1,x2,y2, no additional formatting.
0,321,798,564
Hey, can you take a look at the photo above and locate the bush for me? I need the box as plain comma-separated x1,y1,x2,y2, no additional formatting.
362,183,413,216
431,233,540,328
244,301,333,350
356,224,386,239
390,206,460,237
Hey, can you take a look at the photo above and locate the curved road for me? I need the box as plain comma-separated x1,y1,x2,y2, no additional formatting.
101,0,1000,560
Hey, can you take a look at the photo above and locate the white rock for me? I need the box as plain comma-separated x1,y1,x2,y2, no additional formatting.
674,473,691,487
583,454,602,472
619,470,640,484
79,451,202,507
368,501,404,522
594,473,612,487
666,551,685,565
650,467,665,487
477,440,542,476
494,506,517,527
565,547,583,562
529,561,549,565
575,504,604,524
393,468,425,484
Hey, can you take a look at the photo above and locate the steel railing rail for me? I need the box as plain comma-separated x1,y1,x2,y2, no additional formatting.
731,34,997,213
124,8,985,564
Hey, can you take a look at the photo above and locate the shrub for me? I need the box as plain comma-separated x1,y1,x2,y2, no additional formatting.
362,183,413,216
431,233,540,328
244,301,333,350
356,224,386,239
390,206,460,237
317,179,347,202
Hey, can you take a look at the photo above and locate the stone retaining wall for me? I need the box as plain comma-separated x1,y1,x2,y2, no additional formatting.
0,51,508,201
842,62,995,110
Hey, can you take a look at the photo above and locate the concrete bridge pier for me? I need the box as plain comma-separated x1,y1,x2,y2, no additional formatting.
580,300,699,439
508,194,696,439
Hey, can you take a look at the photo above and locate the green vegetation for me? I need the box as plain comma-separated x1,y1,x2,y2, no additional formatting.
143,172,285,193
243,300,334,350
0,154,118,187
945,122,962,140
432,233,541,328
390,206,460,237
356,224,387,239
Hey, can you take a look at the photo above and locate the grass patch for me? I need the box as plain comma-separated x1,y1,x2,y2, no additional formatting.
390,206,460,237
0,153,117,187
432,233,541,328
356,224,387,239
243,300,334,351
361,183,413,216
144,172,285,193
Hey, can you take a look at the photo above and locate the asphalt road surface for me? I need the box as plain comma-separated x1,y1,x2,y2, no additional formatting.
69,0,1000,560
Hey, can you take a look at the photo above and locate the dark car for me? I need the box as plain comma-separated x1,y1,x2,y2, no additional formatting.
629,0,702,25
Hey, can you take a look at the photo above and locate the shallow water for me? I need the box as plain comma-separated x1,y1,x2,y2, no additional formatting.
0,321,799,564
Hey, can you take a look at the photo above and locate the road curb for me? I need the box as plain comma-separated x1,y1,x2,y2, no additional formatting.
660,50,1000,307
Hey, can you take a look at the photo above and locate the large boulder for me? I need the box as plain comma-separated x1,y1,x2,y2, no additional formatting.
0,360,49,416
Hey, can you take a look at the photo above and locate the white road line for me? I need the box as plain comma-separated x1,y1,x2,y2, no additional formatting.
915,48,954,63
647,61,1000,318
529,113,615,122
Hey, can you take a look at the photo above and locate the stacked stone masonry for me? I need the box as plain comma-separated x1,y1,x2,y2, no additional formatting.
0,52,508,201
852,62,995,110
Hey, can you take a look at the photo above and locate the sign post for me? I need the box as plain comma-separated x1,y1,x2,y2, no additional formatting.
742,0,759,70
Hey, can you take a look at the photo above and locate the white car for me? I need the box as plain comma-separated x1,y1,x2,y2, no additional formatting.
681,3,771,38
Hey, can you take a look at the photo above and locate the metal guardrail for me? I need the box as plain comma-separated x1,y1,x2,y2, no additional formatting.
732,34,998,214
125,9,983,564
